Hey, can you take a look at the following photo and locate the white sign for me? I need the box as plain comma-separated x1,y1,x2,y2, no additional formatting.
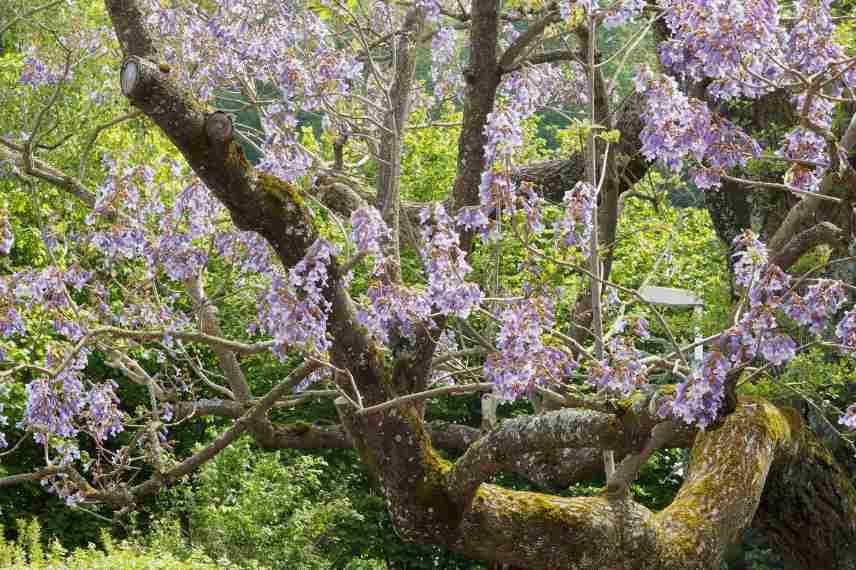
638,286,704,307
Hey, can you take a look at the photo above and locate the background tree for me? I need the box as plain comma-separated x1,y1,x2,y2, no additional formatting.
1,0,856,569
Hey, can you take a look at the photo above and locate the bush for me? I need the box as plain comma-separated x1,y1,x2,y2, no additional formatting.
0,518,219,569
146,437,385,569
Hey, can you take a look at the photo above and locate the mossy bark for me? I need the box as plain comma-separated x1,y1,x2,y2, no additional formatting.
346,398,856,570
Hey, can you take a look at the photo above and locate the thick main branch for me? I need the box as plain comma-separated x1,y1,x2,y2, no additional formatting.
441,401,847,569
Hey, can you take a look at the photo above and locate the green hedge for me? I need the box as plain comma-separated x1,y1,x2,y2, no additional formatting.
0,518,220,569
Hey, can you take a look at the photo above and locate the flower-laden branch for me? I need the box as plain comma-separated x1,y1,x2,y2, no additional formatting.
85,360,321,508
104,0,384,404
3,0,855,566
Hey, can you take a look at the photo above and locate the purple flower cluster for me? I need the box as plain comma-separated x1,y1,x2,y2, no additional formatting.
430,26,460,106
212,229,280,284
835,310,856,356
0,216,13,256
786,280,847,335
257,122,313,184
732,230,770,289
588,337,648,396
428,330,460,386
660,231,855,429
558,0,597,20
419,205,484,318
21,348,124,461
634,67,761,188
357,279,432,343
19,24,115,97
479,67,584,229
24,370,85,448
456,207,490,232
356,205,483,342
557,182,596,250
657,0,781,99
840,404,856,431
255,239,335,357
479,105,526,215
350,206,390,263
87,157,283,290
662,352,731,429
602,0,645,28
83,380,124,443
615,315,651,339
0,264,96,345
20,52,63,88
485,297,577,401
415,0,441,25
0,307,25,339
780,127,828,191
144,0,363,114
785,0,852,81
651,0,855,125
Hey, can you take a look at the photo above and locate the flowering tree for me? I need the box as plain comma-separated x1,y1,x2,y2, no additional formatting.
1,0,856,567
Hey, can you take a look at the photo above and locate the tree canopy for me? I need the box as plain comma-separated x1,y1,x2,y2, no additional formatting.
1,0,856,568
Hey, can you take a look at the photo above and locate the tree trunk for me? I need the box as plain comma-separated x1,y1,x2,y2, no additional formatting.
754,426,856,569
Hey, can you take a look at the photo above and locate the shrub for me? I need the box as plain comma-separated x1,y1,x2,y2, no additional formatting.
0,518,219,569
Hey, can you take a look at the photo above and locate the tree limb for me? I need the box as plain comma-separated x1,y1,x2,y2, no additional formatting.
92,361,321,507
105,0,384,405
183,274,253,401
444,401,847,569
446,408,632,508
498,9,560,72
374,8,425,281
771,221,847,270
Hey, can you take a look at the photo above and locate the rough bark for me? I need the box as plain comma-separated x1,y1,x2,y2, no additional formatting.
439,400,852,569
374,8,425,280
450,0,501,250
754,412,856,569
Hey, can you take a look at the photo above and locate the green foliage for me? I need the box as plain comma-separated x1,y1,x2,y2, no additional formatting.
741,348,856,418
147,437,376,569
0,518,219,569
631,449,685,510
144,436,486,569
400,108,463,202
611,195,732,341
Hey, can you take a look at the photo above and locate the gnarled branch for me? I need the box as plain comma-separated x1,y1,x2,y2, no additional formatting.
444,401,854,569
771,221,847,270
447,408,632,507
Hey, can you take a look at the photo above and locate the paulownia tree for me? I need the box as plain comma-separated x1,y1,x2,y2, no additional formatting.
1,0,856,567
